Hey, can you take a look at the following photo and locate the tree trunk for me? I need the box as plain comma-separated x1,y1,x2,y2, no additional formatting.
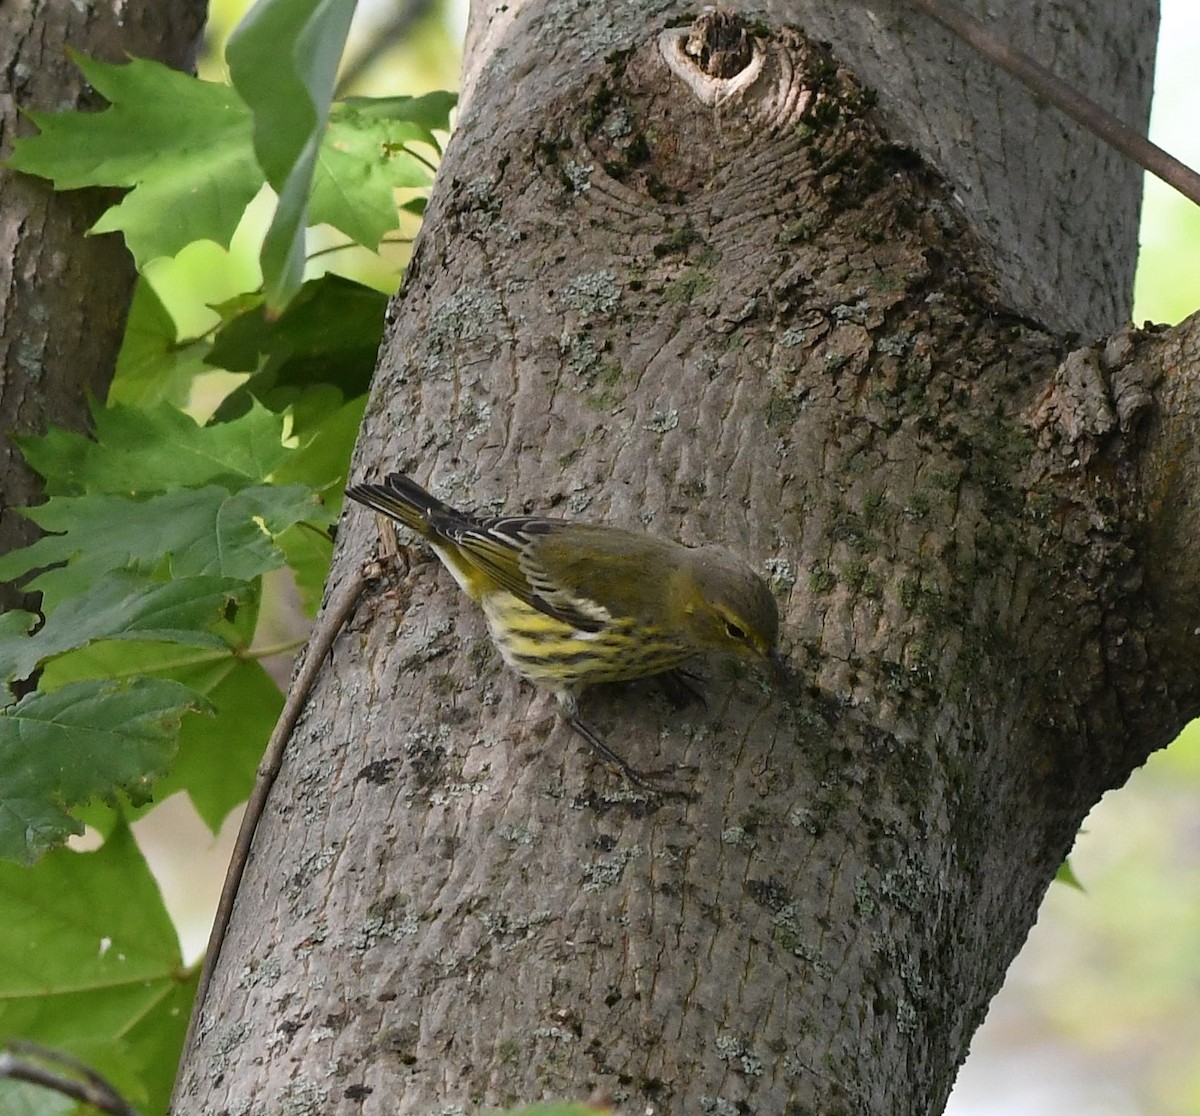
176,2,1189,1114
0,0,208,610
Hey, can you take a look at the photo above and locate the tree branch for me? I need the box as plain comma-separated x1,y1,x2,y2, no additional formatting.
0,1041,139,1116
898,0,1200,207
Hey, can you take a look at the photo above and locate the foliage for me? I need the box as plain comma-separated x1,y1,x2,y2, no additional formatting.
8,54,451,305
0,824,196,1115
0,0,454,1110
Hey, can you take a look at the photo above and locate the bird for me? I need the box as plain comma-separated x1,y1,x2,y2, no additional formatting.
345,472,784,786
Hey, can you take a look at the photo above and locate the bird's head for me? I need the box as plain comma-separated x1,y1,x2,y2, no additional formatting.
681,547,786,678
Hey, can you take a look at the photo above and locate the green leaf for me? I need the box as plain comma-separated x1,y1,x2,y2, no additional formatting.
0,679,208,863
1055,857,1086,891
0,610,39,660
207,274,386,410
340,90,456,139
259,161,311,313
36,642,280,834
7,55,263,264
227,0,360,309
122,973,198,1115
0,573,245,684
270,392,362,612
110,277,214,408
275,524,335,616
275,390,366,484
204,292,270,373
167,658,281,831
309,103,435,249
0,1077,74,1116
16,401,294,497
0,485,323,606
38,639,236,691
0,821,194,1113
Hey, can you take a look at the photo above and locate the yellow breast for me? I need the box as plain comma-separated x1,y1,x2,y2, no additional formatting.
479,591,692,693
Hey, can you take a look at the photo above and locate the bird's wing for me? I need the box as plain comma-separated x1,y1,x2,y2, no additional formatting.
518,524,685,631
440,516,610,632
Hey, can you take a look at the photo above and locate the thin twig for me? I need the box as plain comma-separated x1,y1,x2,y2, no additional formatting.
1,1041,139,1116
398,144,440,175
898,0,1200,208
181,564,370,1055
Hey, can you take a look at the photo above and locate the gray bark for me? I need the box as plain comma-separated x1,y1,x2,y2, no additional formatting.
175,3,1189,1114
0,0,208,613
465,0,1156,340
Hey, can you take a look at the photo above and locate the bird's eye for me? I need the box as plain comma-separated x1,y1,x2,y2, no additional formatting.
724,620,747,641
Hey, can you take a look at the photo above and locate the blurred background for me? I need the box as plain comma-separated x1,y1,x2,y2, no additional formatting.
132,1,1200,1113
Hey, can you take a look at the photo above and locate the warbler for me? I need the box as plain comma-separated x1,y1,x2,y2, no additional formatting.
345,472,784,785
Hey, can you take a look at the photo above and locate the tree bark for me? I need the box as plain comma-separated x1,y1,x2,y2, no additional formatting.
464,0,1154,340
176,2,1186,1114
0,0,208,611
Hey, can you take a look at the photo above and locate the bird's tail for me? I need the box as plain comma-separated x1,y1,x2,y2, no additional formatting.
345,473,461,537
